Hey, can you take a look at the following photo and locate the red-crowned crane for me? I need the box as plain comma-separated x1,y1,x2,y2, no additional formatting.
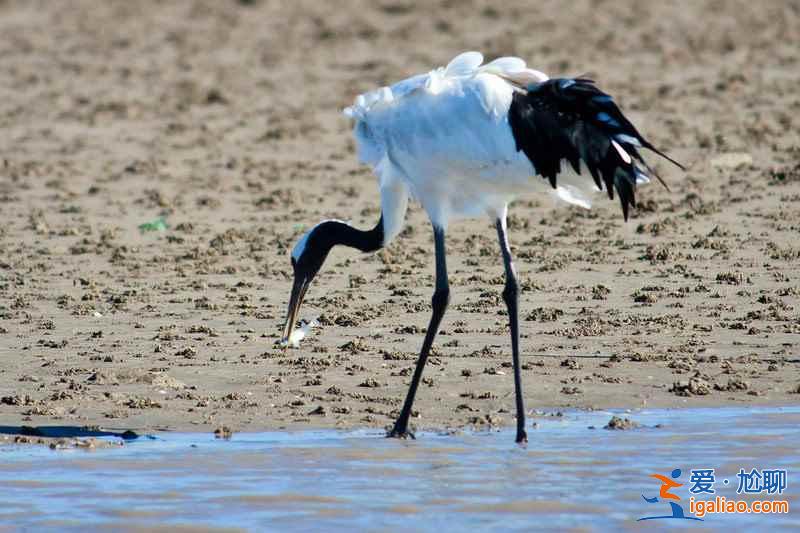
280,51,683,443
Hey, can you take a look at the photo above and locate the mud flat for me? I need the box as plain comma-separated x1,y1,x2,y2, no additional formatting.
0,1,799,437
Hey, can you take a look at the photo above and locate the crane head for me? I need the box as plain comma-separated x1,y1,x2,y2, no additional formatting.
280,224,333,346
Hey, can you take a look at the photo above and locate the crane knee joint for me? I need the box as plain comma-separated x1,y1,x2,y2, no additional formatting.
502,280,518,303
431,287,450,311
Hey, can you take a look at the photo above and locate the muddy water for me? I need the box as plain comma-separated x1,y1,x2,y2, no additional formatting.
1,407,798,532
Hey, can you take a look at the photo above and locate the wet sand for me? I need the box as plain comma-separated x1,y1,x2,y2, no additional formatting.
1,0,799,437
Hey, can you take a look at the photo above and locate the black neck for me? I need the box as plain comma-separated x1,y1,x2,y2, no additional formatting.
319,216,384,254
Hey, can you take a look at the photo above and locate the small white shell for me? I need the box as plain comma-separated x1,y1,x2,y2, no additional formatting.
286,317,319,348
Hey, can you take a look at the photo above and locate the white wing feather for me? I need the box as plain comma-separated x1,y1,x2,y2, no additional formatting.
480,56,526,74
444,51,484,76
345,52,601,226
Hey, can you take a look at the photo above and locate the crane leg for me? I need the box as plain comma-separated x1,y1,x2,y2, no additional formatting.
388,224,449,439
496,217,528,444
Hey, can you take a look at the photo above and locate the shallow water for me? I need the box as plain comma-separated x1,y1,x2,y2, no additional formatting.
1,407,798,532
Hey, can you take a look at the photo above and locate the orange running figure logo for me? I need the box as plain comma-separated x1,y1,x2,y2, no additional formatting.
638,468,703,521
650,472,683,501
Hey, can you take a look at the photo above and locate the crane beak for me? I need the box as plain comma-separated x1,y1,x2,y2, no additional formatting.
280,274,311,346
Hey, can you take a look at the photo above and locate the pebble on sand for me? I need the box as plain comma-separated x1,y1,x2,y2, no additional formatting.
710,152,753,170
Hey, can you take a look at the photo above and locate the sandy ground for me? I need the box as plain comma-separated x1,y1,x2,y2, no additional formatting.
1,0,799,439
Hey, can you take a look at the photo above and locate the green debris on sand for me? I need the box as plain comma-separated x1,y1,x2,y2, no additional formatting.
138,216,168,234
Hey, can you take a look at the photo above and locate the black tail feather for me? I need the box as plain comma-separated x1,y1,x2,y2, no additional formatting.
508,77,683,221
628,145,672,193
642,140,686,171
